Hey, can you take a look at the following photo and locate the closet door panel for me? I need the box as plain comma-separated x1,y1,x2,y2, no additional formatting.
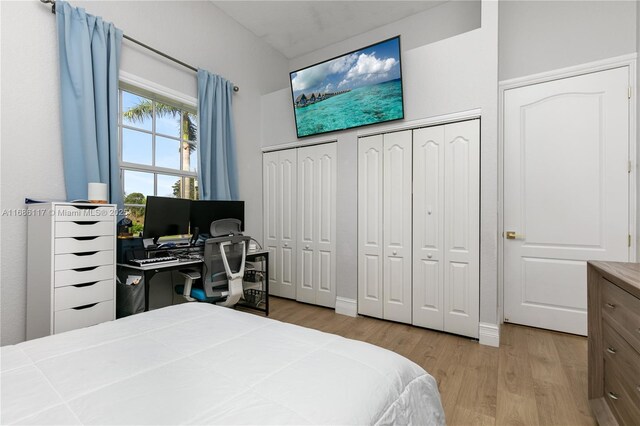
383,130,412,324
278,149,297,299
358,135,384,318
263,152,280,296
315,144,337,308
412,126,445,330
297,148,316,304
443,120,479,338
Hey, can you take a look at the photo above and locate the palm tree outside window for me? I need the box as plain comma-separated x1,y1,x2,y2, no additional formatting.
118,86,198,235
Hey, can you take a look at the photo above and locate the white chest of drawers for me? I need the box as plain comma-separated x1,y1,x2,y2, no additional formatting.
26,202,117,339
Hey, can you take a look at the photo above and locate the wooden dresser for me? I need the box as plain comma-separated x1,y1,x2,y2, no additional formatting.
588,261,640,425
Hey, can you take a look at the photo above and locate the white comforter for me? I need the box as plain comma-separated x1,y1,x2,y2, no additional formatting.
1,303,444,425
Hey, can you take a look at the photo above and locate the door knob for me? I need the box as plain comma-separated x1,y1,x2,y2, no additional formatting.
284,242,288,247
305,245,310,250
427,253,433,259
392,250,397,256
505,231,524,240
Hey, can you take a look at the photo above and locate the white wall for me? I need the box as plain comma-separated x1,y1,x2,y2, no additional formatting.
499,1,636,81
260,0,500,325
0,0,289,345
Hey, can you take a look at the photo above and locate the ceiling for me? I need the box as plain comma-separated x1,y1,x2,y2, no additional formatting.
211,1,447,59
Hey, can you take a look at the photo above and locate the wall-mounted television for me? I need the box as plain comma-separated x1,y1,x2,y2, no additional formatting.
289,36,404,138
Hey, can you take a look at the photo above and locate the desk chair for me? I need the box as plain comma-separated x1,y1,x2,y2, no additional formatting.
175,220,250,306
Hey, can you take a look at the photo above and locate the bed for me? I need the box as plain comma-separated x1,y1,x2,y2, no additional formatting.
1,303,445,425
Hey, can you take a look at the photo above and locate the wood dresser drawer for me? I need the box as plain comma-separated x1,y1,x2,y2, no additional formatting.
602,277,640,353
54,300,114,334
603,321,640,398
55,221,115,238
604,359,640,425
55,236,114,254
54,280,114,311
54,265,113,287
54,205,115,222
55,251,114,271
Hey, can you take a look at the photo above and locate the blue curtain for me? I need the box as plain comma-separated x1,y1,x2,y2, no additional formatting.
56,1,123,207
197,69,239,200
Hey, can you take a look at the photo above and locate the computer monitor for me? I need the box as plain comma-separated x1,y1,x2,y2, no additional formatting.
142,196,191,244
189,200,245,235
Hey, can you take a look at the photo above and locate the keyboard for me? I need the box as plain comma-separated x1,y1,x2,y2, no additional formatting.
129,256,178,267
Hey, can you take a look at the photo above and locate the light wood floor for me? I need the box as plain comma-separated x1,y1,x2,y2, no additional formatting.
264,297,596,426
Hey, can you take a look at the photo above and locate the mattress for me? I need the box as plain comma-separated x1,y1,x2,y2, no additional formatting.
1,303,445,425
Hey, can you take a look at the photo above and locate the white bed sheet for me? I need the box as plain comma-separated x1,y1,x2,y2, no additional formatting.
1,303,444,425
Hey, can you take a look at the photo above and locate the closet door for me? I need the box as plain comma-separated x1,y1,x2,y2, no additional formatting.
357,135,384,318
278,149,298,299
314,143,337,308
383,130,412,324
443,120,479,338
412,126,445,329
263,152,279,296
263,149,297,299
297,143,337,307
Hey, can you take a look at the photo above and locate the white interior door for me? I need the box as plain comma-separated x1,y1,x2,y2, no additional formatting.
443,120,480,338
297,143,337,307
278,149,297,299
504,66,631,335
383,130,413,324
297,146,316,304
314,143,337,308
413,126,445,329
263,149,297,299
358,134,384,318
263,152,279,296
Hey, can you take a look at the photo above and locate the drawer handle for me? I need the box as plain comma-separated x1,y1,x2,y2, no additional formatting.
72,221,98,225
72,266,98,272
72,251,98,257
605,303,616,309
608,392,619,401
606,347,617,354
72,236,99,241
73,282,98,288
72,302,98,310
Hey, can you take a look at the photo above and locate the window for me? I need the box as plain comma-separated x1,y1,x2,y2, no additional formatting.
118,86,198,235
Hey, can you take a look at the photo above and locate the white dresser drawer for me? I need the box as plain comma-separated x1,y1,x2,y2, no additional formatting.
55,236,114,254
54,300,114,334
54,280,114,311
55,205,115,222
55,221,115,238
54,265,113,287
55,251,114,271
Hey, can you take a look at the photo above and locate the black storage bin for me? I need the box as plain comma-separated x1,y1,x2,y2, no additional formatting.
115,271,145,318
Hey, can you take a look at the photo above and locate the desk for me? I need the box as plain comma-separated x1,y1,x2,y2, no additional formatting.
116,250,269,315
117,259,202,312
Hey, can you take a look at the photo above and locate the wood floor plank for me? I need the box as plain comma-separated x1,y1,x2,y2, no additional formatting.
264,297,596,426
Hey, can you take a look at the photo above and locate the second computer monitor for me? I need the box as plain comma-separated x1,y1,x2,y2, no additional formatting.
190,200,245,235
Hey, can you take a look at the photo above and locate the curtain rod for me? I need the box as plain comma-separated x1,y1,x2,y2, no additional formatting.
40,0,239,92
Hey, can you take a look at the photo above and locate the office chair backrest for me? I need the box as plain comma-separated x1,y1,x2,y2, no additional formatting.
202,235,250,298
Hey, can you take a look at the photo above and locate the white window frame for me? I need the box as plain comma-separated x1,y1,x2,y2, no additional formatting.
118,72,199,210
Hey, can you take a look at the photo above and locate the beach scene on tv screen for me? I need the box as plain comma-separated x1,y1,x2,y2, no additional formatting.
291,37,403,137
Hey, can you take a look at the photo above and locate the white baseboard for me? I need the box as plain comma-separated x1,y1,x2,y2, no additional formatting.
479,322,500,347
335,297,357,317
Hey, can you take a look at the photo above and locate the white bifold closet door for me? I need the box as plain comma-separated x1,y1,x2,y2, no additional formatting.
413,120,480,338
263,149,297,299
357,130,413,324
296,143,337,308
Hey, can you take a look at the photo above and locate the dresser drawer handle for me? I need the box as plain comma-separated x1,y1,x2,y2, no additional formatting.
72,282,98,288
72,302,98,310
608,392,619,400
606,347,617,354
72,221,98,225
72,266,98,272
72,251,98,257
605,303,616,309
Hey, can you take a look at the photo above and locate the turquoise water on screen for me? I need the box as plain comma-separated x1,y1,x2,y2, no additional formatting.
295,79,403,137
